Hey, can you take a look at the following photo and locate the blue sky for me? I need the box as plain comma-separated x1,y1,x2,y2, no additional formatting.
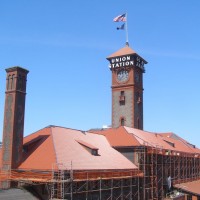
0,1,200,147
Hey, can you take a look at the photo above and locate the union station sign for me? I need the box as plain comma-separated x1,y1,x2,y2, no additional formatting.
109,56,134,68
109,55,145,71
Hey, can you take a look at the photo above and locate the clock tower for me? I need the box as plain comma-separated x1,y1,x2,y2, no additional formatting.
107,44,147,129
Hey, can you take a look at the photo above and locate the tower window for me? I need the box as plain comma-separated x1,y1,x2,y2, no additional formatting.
119,91,125,105
121,117,125,126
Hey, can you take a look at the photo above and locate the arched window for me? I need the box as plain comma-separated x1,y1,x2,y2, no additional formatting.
121,117,125,126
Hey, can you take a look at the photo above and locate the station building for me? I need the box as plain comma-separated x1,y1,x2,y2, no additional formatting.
0,44,200,200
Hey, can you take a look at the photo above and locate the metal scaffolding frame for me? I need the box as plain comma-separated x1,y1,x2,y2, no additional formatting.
131,145,200,200
1,148,200,199
50,167,140,200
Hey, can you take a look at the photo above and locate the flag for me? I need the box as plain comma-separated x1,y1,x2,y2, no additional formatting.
117,23,125,30
113,13,126,22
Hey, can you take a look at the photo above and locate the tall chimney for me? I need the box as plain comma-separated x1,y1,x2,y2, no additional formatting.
1,67,29,187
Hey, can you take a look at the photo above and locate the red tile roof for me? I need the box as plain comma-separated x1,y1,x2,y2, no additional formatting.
158,133,200,154
92,126,200,155
107,45,137,58
174,180,200,196
91,126,140,147
18,126,138,171
107,45,147,64
19,126,56,170
1,125,199,171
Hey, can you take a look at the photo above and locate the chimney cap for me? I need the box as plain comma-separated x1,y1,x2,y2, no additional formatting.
5,66,29,74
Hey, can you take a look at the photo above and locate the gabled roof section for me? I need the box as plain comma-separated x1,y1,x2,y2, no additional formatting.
90,126,140,147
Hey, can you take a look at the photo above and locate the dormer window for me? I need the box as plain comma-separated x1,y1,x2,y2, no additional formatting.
76,140,99,156
92,149,98,156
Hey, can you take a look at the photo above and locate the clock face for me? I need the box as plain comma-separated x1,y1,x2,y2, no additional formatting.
117,70,129,82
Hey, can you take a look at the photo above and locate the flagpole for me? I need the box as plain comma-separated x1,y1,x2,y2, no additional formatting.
125,13,129,46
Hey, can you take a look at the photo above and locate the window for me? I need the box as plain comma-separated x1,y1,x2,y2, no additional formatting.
121,117,125,126
76,140,99,156
187,195,192,200
119,91,125,105
92,149,98,156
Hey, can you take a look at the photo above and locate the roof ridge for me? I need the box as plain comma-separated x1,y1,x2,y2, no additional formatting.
46,125,87,133
49,126,59,166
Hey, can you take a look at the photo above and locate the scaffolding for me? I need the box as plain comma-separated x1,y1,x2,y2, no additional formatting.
50,165,141,200
1,147,200,200
132,144,200,200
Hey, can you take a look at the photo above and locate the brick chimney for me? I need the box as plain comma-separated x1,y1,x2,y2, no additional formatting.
1,67,29,182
